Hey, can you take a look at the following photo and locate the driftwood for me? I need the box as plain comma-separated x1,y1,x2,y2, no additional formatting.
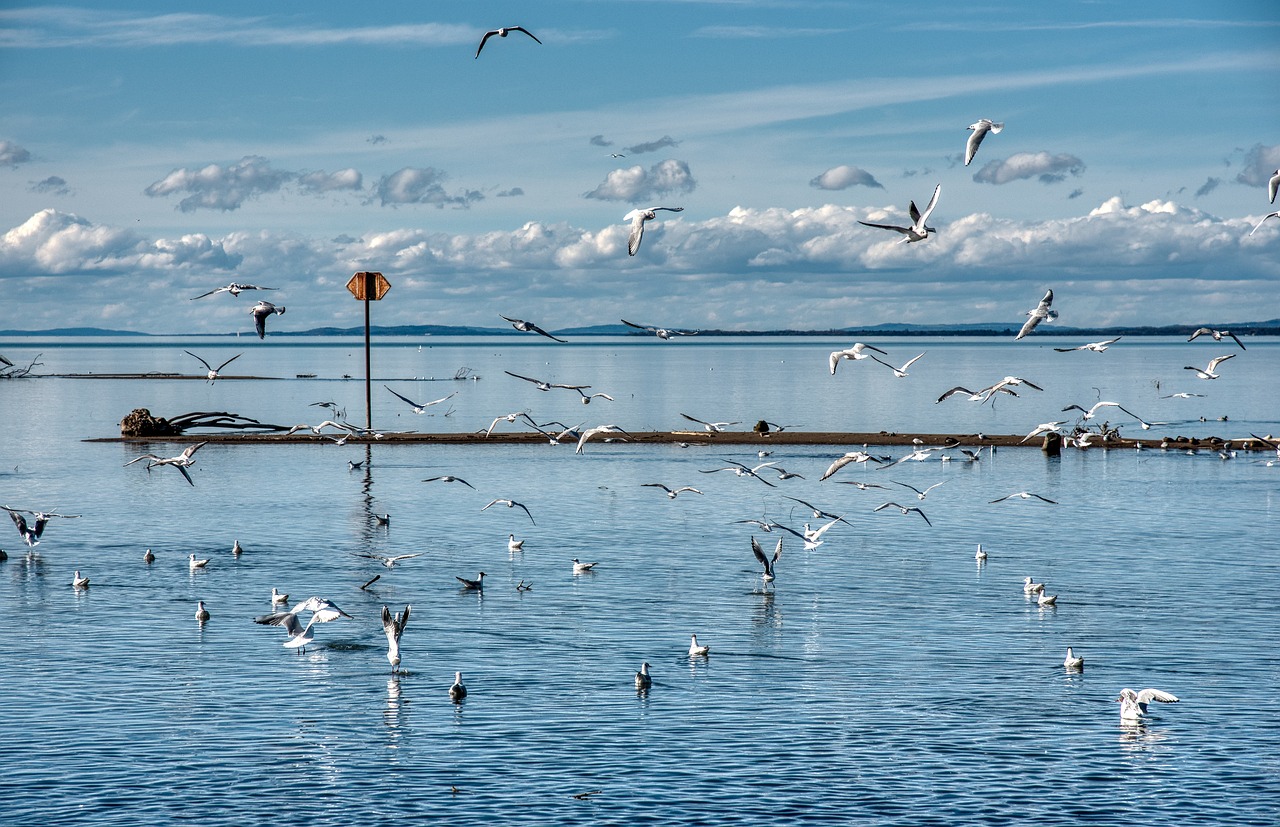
120,408,285,437
0,353,43,379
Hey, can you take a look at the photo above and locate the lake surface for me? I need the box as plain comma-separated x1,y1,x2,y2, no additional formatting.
1,335,1277,825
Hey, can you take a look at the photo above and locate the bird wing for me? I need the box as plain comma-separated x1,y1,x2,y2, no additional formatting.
1271,172,1279,204
531,324,568,343
899,353,925,371
252,307,268,338
184,351,213,371
936,386,977,403
510,26,542,44
174,465,195,486
917,184,942,226
384,385,421,407
189,286,227,300
1015,314,1042,340
1135,688,1179,704
1207,354,1235,372
964,127,986,166
214,353,243,371
621,319,657,333
475,30,498,58
1225,331,1246,350
504,370,543,385
627,211,647,255
1187,327,1211,342
751,536,767,566
858,220,910,234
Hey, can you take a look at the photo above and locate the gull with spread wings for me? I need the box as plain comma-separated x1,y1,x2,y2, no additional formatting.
385,385,457,414
499,314,566,343
858,184,940,243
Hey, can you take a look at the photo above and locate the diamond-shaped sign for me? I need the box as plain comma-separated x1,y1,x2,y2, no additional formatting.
347,271,391,301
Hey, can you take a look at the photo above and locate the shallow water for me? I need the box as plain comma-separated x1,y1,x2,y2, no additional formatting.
1,336,1277,825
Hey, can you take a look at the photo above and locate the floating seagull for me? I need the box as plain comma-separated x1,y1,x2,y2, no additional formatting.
423,475,475,489
1037,590,1057,607
751,535,782,583
625,206,684,256
1023,577,1044,594
1187,327,1246,351
1184,354,1235,380
499,314,566,343
481,498,535,524
975,543,987,561
1250,210,1280,235
688,634,710,657
1117,687,1178,724
991,491,1057,504
829,342,888,375
250,301,285,339
381,604,411,673
635,662,652,690
72,569,90,589
195,601,210,622
869,352,925,378
507,534,524,552
1021,421,1068,443
189,282,277,300
449,671,467,702
474,25,541,59
873,501,932,526
1015,289,1057,340
184,351,242,383
353,551,424,569
1054,337,1121,353
819,451,883,480
575,424,631,454
621,319,696,339
143,548,155,564
858,183,940,243
456,572,485,590
189,553,210,570
642,483,704,499
123,441,208,486
572,558,597,574
271,587,289,605
384,385,457,414
890,480,946,500
680,413,741,432
964,118,1004,166
1064,647,1084,670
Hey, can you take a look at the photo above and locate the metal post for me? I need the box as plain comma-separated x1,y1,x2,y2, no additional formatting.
364,272,373,432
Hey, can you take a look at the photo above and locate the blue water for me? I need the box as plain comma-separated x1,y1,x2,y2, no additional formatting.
1,336,1278,826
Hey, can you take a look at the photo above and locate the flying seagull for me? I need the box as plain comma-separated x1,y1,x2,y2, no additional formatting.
680,413,741,432
990,491,1057,504
1016,289,1057,340
481,498,536,524
1187,327,1245,351
642,483,703,499
575,424,630,454
869,352,925,377
190,282,277,300
122,442,208,486
499,314,566,343
829,342,887,375
352,551,424,569
1184,354,1235,380
503,371,609,403
752,535,782,584
184,351,242,383
1054,337,1121,353
621,319,696,339
385,385,457,414
1250,211,1280,236
422,475,475,489
873,501,932,526
625,206,684,255
250,301,286,339
4,506,79,547
819,451,882,481
381,604,411,673
964,118,1004,166
474,26,541,59
858,184,940,243
1270,169,1280,204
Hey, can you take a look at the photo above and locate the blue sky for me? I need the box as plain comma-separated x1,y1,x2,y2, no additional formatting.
2,1,1278,334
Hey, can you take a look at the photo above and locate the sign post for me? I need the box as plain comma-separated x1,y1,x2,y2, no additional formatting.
345,271,392,432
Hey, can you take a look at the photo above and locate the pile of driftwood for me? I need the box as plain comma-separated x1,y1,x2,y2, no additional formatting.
0,353,41,378
120,408,284,437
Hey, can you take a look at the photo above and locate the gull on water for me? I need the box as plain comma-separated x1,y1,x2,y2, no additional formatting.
870,352,925,378
381,604,411,673
123,442,208,486
828,342,887,375
1037,590,1058,607
752,535,782,583
1064,647,1084,670
635,662,652,690
449,671,467,701
422,475,475,489
499,314,566,343
858,184,941,243
572,558,598,574
72,570,90,589
991,491,1057,504
184,351,242,383
255,598,351,653
250,301,285,339
688,634,710,657
873,502,932,527
143,548,155,564
189,553,210,570
801,514,848,547
625,206,684,256
456,572,485,591
385,385,457,414
1016,289,1057,340
1023,577,1045,594
642,483,704,499
1184,354,1235,380
195,601,210,622
481,498,536,524
474,25,541,58
1253,210,1280,235
680,412,742,432
232,539,243,557
621,319,696,340
964,118,1004,166
189,282,277,300
975,543,987,561
1117,687,1178,724
1054,337,1121,353
1187,327,1246,351
271,587,289,605
507,534,524,552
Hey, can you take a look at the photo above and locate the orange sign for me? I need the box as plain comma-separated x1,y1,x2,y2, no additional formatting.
346,271,391,301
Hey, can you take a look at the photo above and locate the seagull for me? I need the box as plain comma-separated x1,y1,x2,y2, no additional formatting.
751,535,782,583
250,301,285,339
642,483,704,499
353,551,424,569
890,480,946,500
1252,211,1280,235
975,543,987,561
621,319,696,339
1271,169,1280,204
474,25,541,58
422,475,474,489
801,514,847,547
572,558,597,574
189,553,210,570
1187,328,1246,351
499,314,566,343
455,572,485,591
576,390,614,404
449,671,468,701
385,385,457,413
1064,647,1084,670
829,342,888,375
1184,354,1235,380
1015,289,1057,340
935,385,1019,404
858,183,941,243
503,370,590,393
123,441,208,486
1160,392,1205,399
255,597,352,653
819,451,882,480
990,491,1057,504
72,570,90,589
964,118,1004,166
381,604,411,672
688,634,710,657
783,496,850,523
873,502,932,527
1117,687,1178,724
481,498,535,524
195,601,210,622
3,507,68,547
700,459,778,487
575,424,631,454
1037,591,1058,607
1023,576,1044,594
184,351,242,383
485,410,537,437
679,413,741,432
870,352,925,378
1054,337,1121,353
832,479,892,491
625,206,684,256
1062,401,1141,422
507,534,524,552
271,587,289,605
635,662,652,690
143,548,155,564
189,282,277,300
1021,421,1068,443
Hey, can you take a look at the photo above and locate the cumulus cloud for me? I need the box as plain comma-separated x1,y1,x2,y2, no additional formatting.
1194,177,1222,198
972,151,1085,185
809,165,883,191
584,159,696,203
30,176,71,195
144,155,292,212
589,135,613,147
297,168,363,194
370,167,483,208
1235,143,1280,187
0,140,33,167
624,135,679,154
497,187,524,197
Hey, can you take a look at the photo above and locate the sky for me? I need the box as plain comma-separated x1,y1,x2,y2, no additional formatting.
1,1,1278,334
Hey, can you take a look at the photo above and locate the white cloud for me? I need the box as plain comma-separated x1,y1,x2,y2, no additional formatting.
298,168,363,194
584,159,697,203
370,167,483,208
0,140,32,167
144,155,292,212
30,175,71,195
972,152,1085,185
810,165,883,191
1235,143,1280,187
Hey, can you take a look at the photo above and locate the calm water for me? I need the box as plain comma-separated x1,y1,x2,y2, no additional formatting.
1,336,1278,826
